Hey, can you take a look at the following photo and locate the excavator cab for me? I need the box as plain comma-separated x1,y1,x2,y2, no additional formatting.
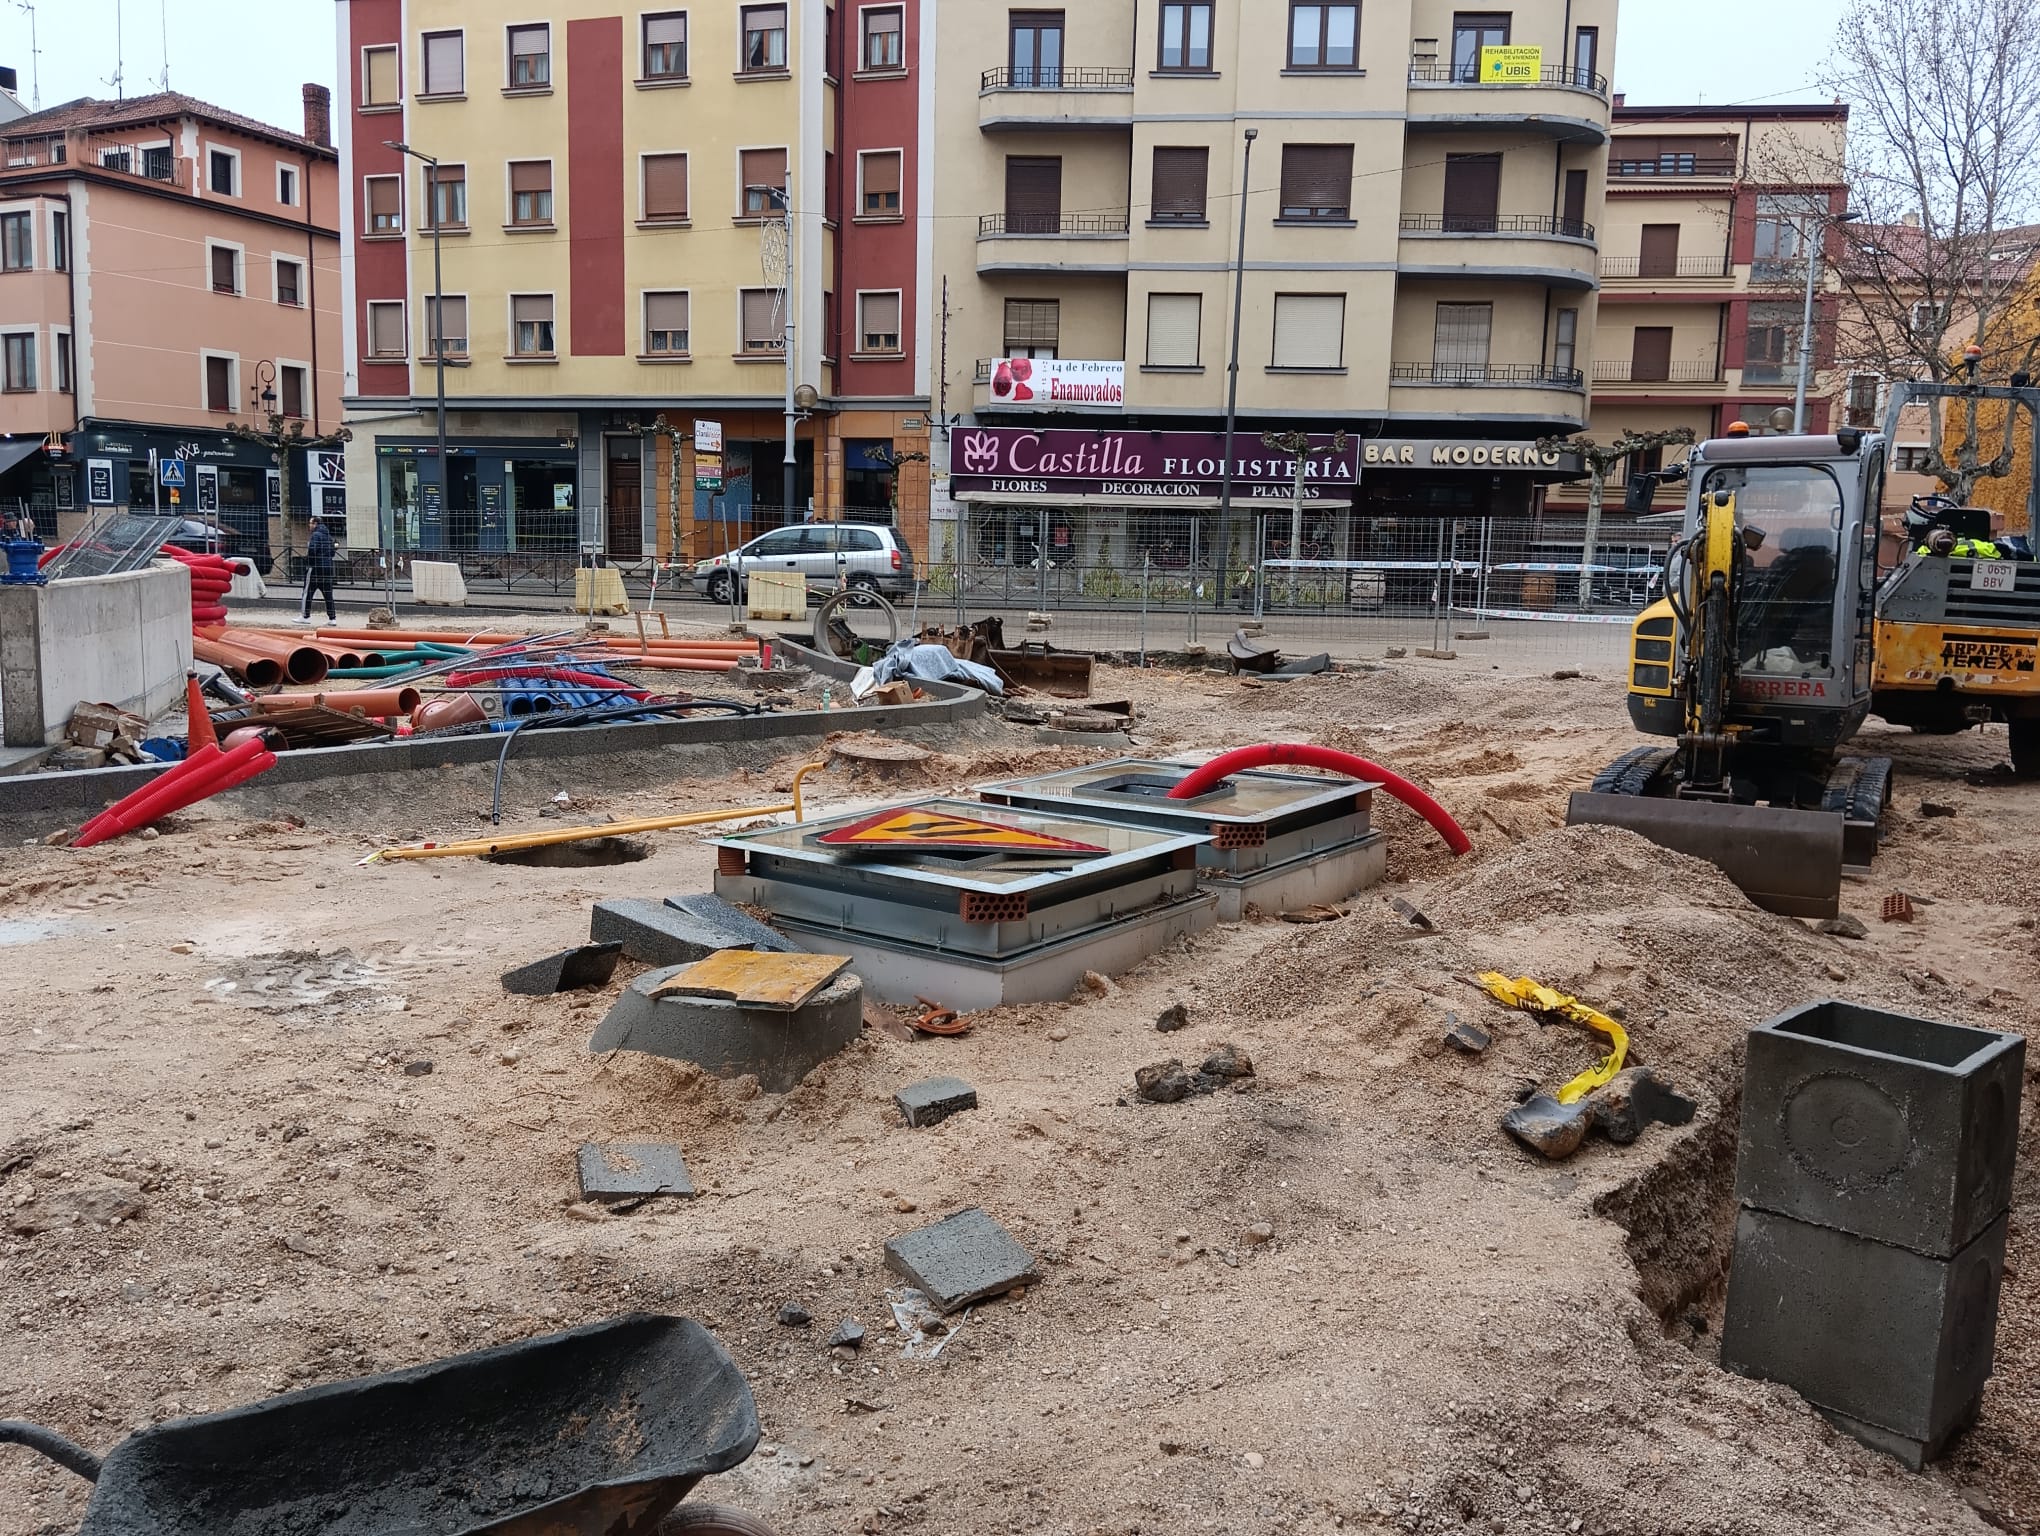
1567,430,1890,918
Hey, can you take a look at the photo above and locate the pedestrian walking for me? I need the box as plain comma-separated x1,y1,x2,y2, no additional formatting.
301,514,338,623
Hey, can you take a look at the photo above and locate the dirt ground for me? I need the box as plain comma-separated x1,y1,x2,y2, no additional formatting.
2,643,2036,1536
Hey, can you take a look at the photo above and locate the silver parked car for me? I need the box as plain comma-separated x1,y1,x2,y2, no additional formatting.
690,522,916,605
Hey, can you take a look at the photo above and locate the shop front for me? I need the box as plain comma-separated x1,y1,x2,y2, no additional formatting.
64,421,311,573
374,437,580,555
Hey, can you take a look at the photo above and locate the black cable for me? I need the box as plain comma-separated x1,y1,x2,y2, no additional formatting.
0,1421,103,1484
489,699,763,824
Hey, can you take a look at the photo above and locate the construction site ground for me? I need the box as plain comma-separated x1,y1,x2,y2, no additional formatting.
2,641,2036,1536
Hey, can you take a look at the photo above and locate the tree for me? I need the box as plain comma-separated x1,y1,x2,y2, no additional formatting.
223,407,352,566
1539,428,1697,610
1810,0,2040,500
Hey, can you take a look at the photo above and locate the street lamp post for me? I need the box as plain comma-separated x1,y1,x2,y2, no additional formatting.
388,141,447,602
1217,127,1257,603
1794,207,1860,432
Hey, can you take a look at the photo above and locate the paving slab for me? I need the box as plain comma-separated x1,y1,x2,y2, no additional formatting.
501,943,624,996
664,892,798,952
884,1206,1038,1313
591,898,750,967
895,1076,979,1128
576,1142,696,1203
589,965,863,1093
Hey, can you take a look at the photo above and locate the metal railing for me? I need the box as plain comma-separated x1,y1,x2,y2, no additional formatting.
978,211,1132,238
1400,212,1595,240
1408,63,1609,95
1609,158,1738,179
981,65,1134,90
1599,255,1734,279
1594,357,1726,384
1390,362,1586,389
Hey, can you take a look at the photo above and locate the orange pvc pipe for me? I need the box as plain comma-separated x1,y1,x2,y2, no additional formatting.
197,628,328,686
192,636,283,689
255,687,421,717
607,657,738,673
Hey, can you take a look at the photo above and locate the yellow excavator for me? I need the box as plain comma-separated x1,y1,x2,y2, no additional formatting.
1569,384,2038,917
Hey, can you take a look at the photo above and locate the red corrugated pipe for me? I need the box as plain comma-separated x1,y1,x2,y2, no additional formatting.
1165,743,1473,857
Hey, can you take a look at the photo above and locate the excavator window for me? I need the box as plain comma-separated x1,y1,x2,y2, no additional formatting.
1703,464,1845,675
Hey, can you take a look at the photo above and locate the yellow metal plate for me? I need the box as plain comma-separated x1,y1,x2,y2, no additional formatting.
649,950,852,1010
1874,619,2040,692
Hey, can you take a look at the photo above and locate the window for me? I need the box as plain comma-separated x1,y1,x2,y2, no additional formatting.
1150,146,1208,222
1009,10,1064,88
1637,223,1681,278
54,331,71,393
1744,301,1798,383
210,244,241,295
2,333,34,392
426,295,468,356
209,148,238,196
278,165,298,206
1441,152,1501,231
428,163,467,229
509,161,553,226
1432,301,1492,377
1553,307,1577,374
1611,135,1737,177
741,288,784,352
860,150,901,218
1,211,30,271
1910,300,1948,342
280,364,307,418
508,24,551,87
1158,2,1212,70
1003,155,1062,232
1279,143,1352,220
742,5,788,71
142,145,173,181
1146,292,1201,367
1272,293,1345,369
363,44,400,106
1288,3,1359,68
512,293,555,355
740,148,788,216
1451,12,1510,80
276,258,303,307
1754,194,1822,281
1896,446,1934,472
643,12,687,78
49,210,67,272
863,6,904,69
204,353,233,411
858,291,902,353
1847,372,1880,428
643,153,689,221
1003,298,1059,357
367,300,406,358
1571,25,1597,87
423,30,465,96
644,291,689,353
366,174,402,233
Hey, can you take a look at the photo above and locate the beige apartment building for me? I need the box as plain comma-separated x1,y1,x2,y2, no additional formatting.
933,0,1617,570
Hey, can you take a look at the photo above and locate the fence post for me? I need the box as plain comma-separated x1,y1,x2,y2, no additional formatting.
1431,517,1448,653
1187,516,1200,647
1139,551,1150,667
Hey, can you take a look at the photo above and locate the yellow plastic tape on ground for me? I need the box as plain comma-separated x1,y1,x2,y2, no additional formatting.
1475,973,1630,1104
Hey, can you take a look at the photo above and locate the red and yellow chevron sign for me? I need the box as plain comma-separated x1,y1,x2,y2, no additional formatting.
815,807,1108,855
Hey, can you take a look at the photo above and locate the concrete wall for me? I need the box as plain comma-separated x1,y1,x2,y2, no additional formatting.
0,563,192,746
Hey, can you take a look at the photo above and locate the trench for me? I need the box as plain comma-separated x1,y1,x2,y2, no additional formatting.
483,837,653,870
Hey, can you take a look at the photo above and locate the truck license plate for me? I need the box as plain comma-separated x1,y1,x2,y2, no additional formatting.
1972,560,2017,592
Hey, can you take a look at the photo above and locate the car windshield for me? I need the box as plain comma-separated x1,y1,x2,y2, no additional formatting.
1704,464,1844,674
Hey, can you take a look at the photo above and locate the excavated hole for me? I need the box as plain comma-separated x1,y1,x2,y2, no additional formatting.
484,836,653,869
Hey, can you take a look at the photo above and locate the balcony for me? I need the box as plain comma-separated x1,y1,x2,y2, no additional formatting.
976,210,1131,274
1609,156,1738,183
1388,361,1587,426
1391,363,1585,388
1398,213,1597,290
979,65,1135,133
1600,255,1734,282
1406,64,1611,144
1593,356,1726,386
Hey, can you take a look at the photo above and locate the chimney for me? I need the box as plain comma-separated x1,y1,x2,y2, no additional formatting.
1903,211,1921,229
0,66,18,94
302,83,332,148
1612,91,1624,107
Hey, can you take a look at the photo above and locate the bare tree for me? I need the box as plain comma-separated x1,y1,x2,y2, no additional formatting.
1539,428,1697,609
1809,0,2040,500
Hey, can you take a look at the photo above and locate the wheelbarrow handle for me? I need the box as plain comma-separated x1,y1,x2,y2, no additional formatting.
0,1421,103,1482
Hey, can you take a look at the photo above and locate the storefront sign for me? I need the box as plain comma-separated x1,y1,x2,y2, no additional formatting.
984,358,1125,409
1480,44,1542,83
86,458,115,505
195,464,218,512
1361,438,1584,475
951,427,1357,498
694,418,724,492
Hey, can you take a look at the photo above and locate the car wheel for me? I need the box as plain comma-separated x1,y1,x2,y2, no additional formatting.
846,574,883,608
706,572,735,606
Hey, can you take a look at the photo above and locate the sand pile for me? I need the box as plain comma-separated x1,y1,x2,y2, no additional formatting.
1426,823,1753,928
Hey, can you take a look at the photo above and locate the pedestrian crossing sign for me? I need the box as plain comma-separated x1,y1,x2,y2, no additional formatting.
159,458,187,488
814,807,1109,856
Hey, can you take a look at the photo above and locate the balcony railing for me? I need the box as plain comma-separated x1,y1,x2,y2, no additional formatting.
979,211,1131,238
1400,212,1595,241
1408,63,1609,96
1594,358,1725,384
1600,256,1734,279
1610,157,1738,179
981,65,1134,90
1391,362,1586,388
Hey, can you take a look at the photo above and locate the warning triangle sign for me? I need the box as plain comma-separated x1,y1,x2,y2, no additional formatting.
814,807,1109,856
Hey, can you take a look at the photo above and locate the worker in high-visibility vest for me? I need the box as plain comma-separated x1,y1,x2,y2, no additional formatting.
1918,528,2006,559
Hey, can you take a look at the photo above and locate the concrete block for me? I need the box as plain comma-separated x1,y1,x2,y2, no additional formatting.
1,565,193,747
576,1142,696,1202
884,1206,1038,1314
501,943,623,996
663,892,797,952
1737,1000,2024,1258
409,560,468,607
592,898,750,967
588,966,862,1093
1721,1206,2007,1468
895,1076,978,1128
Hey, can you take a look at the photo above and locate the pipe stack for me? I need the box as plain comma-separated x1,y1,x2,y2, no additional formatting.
163,546,248,629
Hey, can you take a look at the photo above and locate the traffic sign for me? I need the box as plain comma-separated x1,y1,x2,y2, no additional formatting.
158,458,187,488
814,807,1109,855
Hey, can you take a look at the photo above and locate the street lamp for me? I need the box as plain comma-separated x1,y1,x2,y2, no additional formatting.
387,140,448,574
1217,126,1257,602
1794,207,1861,432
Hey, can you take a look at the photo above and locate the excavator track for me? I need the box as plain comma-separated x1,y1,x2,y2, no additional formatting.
1589,746,1678,798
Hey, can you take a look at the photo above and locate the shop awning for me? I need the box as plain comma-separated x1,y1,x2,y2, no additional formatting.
0,438,44,477
956,490,1353,511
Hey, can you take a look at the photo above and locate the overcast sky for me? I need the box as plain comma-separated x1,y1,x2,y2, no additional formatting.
0,0,1848,134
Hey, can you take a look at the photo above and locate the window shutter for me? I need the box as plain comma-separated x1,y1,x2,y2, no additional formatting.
1146,293,1201,367
424,32,463,94
743,289,779,347
211,246,236,291
1432,303,1493,373
1630,326,1674,382
367,177,399,227
861,292,901,347
1279,144,1352,217
1638,224,1681,277
428,296,467,350
647,13,685,46
370,304,403,356
644,154,688,219
864,152,901,197
1441,154,1501,231
1272,293,1345,368
1003,156,1062,231
646,291,688,336
1003,298,1059,351
510,161,550,194
741,148,788,203
1150,147,1208,220
365,47,398,105
513,294,551,325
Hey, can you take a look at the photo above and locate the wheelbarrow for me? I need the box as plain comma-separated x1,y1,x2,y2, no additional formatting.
1,1313,781,1536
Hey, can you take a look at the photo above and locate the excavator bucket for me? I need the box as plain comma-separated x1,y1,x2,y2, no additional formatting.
1564,792,1846,920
